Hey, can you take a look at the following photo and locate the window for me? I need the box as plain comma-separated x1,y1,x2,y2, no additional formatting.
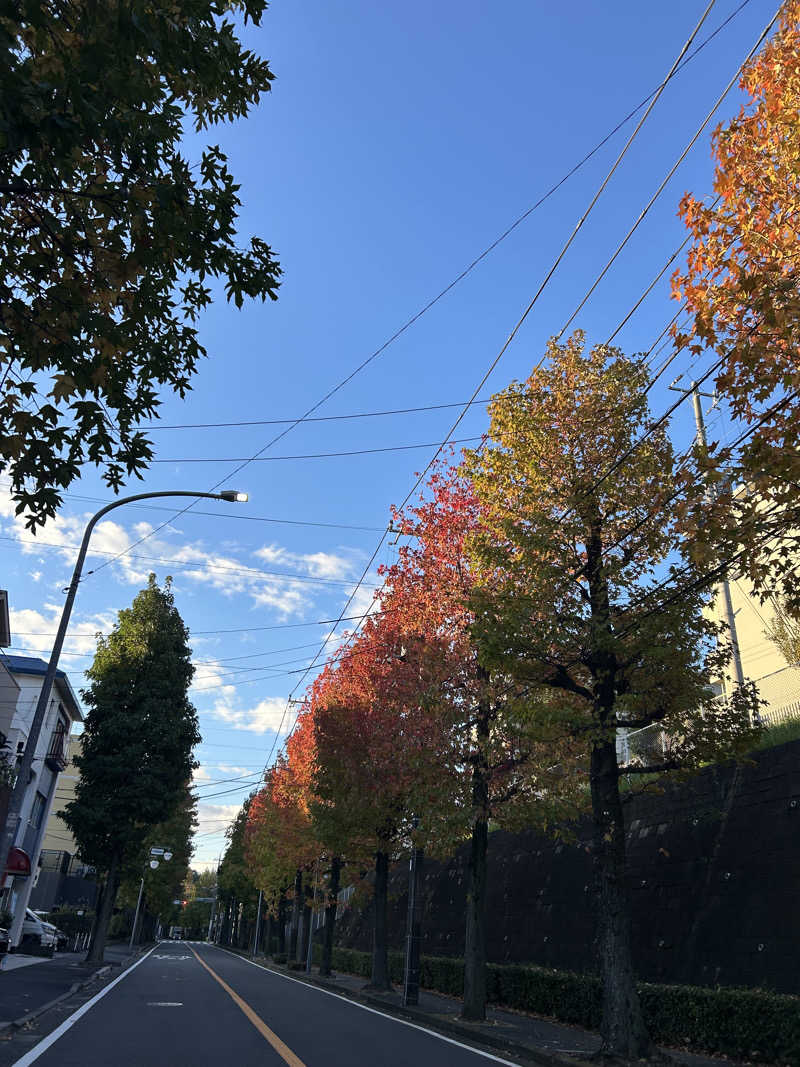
28,791,46,831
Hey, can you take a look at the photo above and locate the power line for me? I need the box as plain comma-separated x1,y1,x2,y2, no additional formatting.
557,7,781,341
83,0,737,584
150,436,482,465
0,481,382,533
0,534,374,589
253,7,725,774
127,0,750,446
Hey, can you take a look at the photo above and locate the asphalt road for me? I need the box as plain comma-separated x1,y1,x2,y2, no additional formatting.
9,942,518,1066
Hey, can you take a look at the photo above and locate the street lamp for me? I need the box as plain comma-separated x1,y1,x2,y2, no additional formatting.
0,489,248,884
130,846,173,951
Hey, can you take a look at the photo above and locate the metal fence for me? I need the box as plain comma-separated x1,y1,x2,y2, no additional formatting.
616,665,800,767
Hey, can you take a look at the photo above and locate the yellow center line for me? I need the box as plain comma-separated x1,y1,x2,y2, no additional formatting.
188,945,306,1067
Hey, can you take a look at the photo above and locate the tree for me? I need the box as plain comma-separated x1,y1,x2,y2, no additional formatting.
384,462,580,1020
672,0,800,608
764,598,800,667
217,798,260,949
465,334,760,1059
118,789,197,943
61,574,200,961
0,0,281,526
309,619,451,992
246,722,320,965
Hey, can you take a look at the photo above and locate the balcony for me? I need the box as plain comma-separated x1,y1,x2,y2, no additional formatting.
45,725,68,772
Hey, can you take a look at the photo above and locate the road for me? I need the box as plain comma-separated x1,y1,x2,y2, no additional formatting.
10,941,517,1066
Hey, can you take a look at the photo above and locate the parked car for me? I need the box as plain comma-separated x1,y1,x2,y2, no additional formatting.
21,908,57,954
0,927,9,955
54,927,69,951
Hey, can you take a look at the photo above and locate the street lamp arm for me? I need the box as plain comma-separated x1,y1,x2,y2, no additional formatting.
0,489,246,908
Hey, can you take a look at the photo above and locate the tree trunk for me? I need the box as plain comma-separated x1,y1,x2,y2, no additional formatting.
591,737,653,1059
368,849,391,990
320,855,341,977
289,869,302,960
277,894,287,955
86,852,120,963
463,690,490,1021
299,886,312,967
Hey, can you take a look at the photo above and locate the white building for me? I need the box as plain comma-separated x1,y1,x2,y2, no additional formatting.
0,654,82,948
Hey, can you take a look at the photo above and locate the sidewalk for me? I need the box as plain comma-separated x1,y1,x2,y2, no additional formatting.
238,952,748,1067
0,943,132,1030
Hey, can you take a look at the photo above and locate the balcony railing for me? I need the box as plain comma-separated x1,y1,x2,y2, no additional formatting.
45,725,68,772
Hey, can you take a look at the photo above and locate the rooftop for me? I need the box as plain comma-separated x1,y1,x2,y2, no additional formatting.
0,654,82,721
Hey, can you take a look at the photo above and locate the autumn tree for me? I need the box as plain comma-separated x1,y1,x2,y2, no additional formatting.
384,462,581,1020
62,575,200,962
465,335,760,1059
310,615,454,992
246,716,320,964
0,1,281,526
764,598,800,667
672,0,800,608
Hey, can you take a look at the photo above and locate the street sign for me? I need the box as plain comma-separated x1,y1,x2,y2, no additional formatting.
150,847,165,856
149,859,159,869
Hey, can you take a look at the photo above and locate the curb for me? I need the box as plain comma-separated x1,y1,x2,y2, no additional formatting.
217,947,586,1066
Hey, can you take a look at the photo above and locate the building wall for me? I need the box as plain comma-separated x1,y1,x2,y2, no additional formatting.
3,672,81,946
334,740,800,994
713,578,800,721
0,660,20,741
40,736,82,856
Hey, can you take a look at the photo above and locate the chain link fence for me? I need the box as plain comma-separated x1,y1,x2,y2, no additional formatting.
616,664,800,767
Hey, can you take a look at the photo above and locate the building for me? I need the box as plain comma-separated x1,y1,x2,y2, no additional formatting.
30,737,98,913
0,655,82,947
715,579,800,724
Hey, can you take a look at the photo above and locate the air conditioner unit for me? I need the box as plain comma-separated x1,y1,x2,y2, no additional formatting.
0,591,10,647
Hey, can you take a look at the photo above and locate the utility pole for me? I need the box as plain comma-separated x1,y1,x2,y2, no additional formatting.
305,861,319,974
252,889,263,958
671,379,746,691
403,818,424,1006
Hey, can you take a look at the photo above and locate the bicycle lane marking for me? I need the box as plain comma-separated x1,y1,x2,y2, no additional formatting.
11,946,157,1067
187,946,306,1067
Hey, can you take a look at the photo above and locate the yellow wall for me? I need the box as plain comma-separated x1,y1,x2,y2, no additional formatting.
40,735,82,856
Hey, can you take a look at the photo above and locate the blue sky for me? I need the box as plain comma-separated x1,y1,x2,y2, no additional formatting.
0,0,775,866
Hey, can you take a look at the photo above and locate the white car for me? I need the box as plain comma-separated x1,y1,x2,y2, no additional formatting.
21,908,57,953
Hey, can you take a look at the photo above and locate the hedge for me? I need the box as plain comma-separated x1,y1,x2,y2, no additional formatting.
310,946,800,1064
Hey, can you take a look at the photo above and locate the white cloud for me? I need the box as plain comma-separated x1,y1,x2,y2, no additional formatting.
304,552,352,580
195,802,242,839
192,657,290,736
0,484,337,617
28,571,42,583
9,605,114,657
209,695,290,736
253,543,355,582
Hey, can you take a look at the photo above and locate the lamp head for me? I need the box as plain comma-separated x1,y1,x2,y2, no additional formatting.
219,490,248,503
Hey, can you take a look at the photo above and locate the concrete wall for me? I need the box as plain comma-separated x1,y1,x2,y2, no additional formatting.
334,740,800,994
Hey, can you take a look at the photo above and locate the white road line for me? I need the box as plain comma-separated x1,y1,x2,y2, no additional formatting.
206,945,520,1066
11,945,158,1067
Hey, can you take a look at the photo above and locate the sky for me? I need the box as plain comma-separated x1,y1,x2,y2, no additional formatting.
0,0,778,868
